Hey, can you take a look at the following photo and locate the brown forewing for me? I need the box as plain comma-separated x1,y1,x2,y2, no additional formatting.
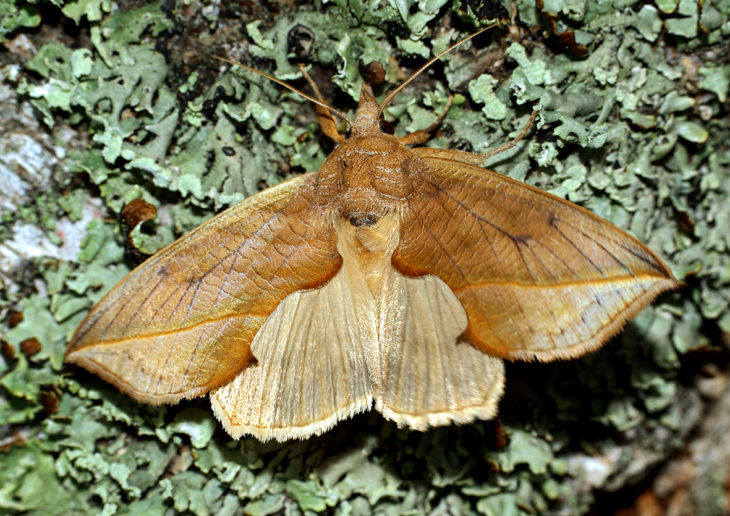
393,148,678,361
66,173,341,403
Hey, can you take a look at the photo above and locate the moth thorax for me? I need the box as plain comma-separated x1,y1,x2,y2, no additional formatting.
340,159,419,226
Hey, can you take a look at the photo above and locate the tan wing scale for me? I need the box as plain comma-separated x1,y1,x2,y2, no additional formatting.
66,173,341,403
393,149,679,361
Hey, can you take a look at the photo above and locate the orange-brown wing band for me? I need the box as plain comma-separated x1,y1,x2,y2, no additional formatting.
393,149,679,362
66,173,341,403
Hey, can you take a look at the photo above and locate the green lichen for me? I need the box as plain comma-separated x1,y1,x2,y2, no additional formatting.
0,0,40,43
1,0,729,514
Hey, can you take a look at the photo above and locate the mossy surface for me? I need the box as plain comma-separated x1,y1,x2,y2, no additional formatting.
1,0,728,514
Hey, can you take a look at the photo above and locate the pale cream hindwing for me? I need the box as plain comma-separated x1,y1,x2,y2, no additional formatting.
209,267,376,441
376,273,505,430
210,215,505,441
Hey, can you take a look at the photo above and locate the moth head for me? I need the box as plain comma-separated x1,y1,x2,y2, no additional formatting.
350,83,381,138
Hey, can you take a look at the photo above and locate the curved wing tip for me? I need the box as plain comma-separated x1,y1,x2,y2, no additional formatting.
64,336,85,360
64,347,90,366
471,277,681,363
64,349,77,363
64,353,203,406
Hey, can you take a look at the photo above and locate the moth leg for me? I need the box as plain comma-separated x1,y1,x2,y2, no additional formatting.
479,108,538,160
412,109,539,167
298,63,345,143
399,95,454,146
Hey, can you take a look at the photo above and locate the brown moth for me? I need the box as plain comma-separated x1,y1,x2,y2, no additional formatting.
65,28,679,441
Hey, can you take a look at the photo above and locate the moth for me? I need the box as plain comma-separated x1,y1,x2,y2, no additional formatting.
65,28,678,441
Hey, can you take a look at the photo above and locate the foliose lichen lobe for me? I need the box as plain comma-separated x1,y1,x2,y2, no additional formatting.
1,0,728,514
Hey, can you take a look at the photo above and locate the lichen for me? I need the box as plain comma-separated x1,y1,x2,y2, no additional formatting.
1,0,728,514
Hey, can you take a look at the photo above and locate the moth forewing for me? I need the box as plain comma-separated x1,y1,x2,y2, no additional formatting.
65,174,342,403
393,152,679,362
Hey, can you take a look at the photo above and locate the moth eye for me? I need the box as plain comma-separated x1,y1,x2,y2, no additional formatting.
349,213,379,227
